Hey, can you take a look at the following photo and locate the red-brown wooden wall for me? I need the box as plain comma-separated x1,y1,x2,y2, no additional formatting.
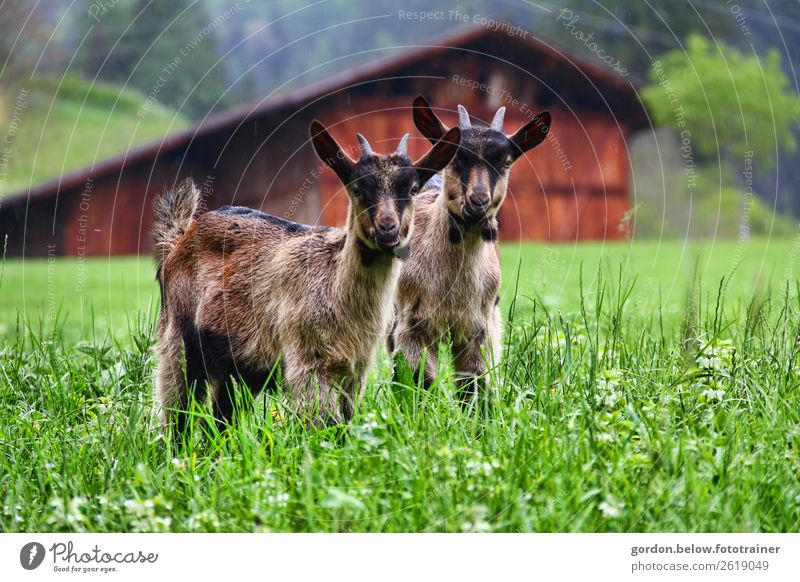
317,98,630,242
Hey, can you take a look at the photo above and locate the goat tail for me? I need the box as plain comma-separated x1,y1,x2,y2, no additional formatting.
153,178,201,269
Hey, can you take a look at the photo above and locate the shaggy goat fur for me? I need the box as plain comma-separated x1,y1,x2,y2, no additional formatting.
391,96,551,398
153,120,460,431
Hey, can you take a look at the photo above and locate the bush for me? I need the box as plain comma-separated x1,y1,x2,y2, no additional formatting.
634,165,797,239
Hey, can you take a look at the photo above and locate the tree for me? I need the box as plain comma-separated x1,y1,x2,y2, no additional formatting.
0,0,63,84
78,0,230,120
642,33,800,236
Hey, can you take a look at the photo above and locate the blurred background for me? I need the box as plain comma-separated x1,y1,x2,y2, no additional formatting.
0,0,798,257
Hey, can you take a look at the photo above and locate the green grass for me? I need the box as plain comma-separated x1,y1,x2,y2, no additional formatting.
0,255,154,343
0,75,186,194
1,238,800,532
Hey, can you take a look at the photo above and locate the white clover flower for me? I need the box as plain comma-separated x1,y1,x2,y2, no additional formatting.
123,498,147,515
691,339,735,404
701,388,725,402
187,511,221,531
598,369,622,390
95,396,113,414
460,518,491,532
47,496,87,529
595,370,624,409
696,339,733,371
267,492,289,507
599,500,623,518
596,432,614,443
595,391,622,408
431,462,458,478
66,497,86,525
697,355,722,370
460,504,491,533
361,412,379,428
466,459,495,477
352,422,383,448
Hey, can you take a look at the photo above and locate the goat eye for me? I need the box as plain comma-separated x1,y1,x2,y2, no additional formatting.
409,184,419,196
503,160,512,170
350,184,361,196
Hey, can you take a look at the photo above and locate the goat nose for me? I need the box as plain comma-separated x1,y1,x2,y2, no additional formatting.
469,191,490,209
377,221,398,235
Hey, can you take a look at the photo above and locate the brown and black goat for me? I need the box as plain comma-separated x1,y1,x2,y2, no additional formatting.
153,119,460,431
391,96,551,399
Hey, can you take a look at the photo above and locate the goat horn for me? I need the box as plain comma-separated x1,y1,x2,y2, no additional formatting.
396,133,410,156
491,107,506,132
356,133,373,158
457,105,471,129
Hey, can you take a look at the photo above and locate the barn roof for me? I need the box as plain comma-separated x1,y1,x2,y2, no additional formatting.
11,23,646,204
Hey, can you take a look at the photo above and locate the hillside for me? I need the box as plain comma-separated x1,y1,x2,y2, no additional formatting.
0,75,187,196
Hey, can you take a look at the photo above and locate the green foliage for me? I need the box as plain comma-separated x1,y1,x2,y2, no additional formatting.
688,173,799,239
633,166,798,239
642,33,800,168
27,76,146,113
78,0,231,120
639,34,800,236
542,0,741,77
2,241,800,531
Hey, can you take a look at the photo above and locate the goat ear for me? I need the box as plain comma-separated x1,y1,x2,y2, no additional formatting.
509,112,551,159
310,119,354,183
414,126,461,186
413,95,447,144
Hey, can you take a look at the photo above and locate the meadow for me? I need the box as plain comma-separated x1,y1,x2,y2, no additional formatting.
1,75,185,194
1,237,799,532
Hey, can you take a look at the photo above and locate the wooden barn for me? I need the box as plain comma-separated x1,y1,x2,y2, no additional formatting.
0,24,648,257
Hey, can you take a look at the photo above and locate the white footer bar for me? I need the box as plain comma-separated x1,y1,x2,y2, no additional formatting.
2,533,797,581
